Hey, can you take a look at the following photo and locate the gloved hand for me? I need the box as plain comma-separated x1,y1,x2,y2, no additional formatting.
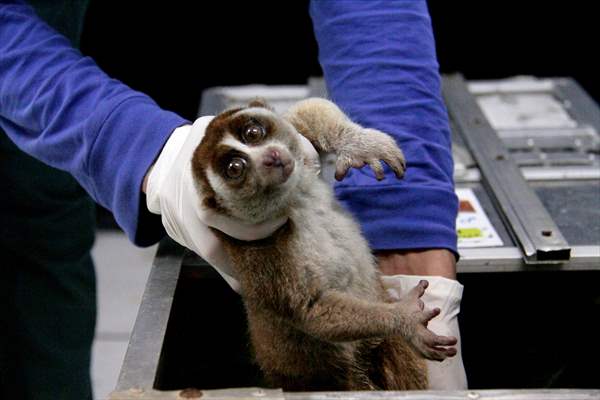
146,116,319,292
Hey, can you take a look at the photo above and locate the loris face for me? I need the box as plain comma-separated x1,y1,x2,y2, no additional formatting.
192,103,304,223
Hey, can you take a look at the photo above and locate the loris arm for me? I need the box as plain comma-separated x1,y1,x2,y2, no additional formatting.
291,281,457,361
284,98,406,181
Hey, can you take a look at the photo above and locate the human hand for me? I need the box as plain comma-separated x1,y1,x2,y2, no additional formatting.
144,117,318,291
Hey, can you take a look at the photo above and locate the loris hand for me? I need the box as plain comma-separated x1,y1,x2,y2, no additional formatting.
334,127,406,181
395,280,458,361
144,117,319,291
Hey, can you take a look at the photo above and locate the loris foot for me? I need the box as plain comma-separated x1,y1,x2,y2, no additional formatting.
334,127,406,181
283,97,406,181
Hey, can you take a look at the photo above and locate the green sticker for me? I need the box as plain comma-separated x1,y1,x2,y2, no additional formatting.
458,228,483,238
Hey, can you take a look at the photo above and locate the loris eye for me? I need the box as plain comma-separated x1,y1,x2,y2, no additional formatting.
226,157,247,179
242,123,265,143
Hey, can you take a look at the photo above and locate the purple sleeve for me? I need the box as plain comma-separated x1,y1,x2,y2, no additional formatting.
310,0,458,254
0,2,188,245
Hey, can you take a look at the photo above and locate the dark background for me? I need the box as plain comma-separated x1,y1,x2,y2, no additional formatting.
80,1,598,122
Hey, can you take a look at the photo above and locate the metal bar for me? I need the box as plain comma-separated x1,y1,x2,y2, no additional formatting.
108,388,600,400
115,238,186,391
110,387,284,400
178,245,600,274
443,74,571,263
457,246,600,273
288,389,600,400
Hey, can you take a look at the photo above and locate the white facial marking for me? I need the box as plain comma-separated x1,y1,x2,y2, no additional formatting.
234,107,277,119
221,134,250,153
221,134,264,166
206,166,231,200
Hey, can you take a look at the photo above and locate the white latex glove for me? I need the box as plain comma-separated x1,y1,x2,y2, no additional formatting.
382,275,468,390
146,116,319,292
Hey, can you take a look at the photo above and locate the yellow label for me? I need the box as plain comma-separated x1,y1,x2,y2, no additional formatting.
457,228,483,238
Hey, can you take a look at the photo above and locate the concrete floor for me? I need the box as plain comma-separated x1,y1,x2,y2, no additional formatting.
90,231,157,400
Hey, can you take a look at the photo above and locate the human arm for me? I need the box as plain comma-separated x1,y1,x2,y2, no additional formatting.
309,0,459,268
0,1,186,245
1,3,295,292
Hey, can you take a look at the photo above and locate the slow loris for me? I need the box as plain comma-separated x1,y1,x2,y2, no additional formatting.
191,98,457,391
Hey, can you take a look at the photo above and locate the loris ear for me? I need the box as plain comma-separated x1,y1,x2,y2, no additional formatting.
248,97,273,110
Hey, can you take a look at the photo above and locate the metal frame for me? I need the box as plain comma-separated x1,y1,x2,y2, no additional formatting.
115,239,185,391
114,77,599,398
443,75,571,264
457,245,600,273
463,77,599,182
170,245,600,275
554,78,600,134
108,387,600,399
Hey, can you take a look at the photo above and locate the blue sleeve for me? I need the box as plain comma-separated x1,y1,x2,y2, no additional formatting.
0,2,188,246
310,0,458,254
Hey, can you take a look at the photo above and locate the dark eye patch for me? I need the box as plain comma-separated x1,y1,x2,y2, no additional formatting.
213,145,251,184
228,114,274,145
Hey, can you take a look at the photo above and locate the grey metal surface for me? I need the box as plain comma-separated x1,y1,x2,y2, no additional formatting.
532,180,600,246
179,247,600,274
286,390,600,400
115,239,185,391
554,78,600,134
109,388,600,400
457,245,600,273
307,76,329,99
443,74,571,263
468,77,600,180
199,85,309,116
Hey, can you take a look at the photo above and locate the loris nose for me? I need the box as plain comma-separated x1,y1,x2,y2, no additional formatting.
261,146,295,181
263,149,285,168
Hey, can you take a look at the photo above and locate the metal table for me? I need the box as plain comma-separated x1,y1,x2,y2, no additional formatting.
111,76,600,399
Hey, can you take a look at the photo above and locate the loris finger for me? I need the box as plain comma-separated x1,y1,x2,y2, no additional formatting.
367,159,385,180
383,153,406,179
420,307,441,324
406,280,428,301
334,155,353,181
431,346,458,358
420,327,457,348
424,348,454,362
430,335,458,347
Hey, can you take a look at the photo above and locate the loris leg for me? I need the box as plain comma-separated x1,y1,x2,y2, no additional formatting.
284,98,406,181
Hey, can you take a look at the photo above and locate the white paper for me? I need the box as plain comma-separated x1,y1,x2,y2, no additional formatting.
455,188,503,248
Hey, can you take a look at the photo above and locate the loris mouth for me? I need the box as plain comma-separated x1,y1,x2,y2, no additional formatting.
260,147,295,186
